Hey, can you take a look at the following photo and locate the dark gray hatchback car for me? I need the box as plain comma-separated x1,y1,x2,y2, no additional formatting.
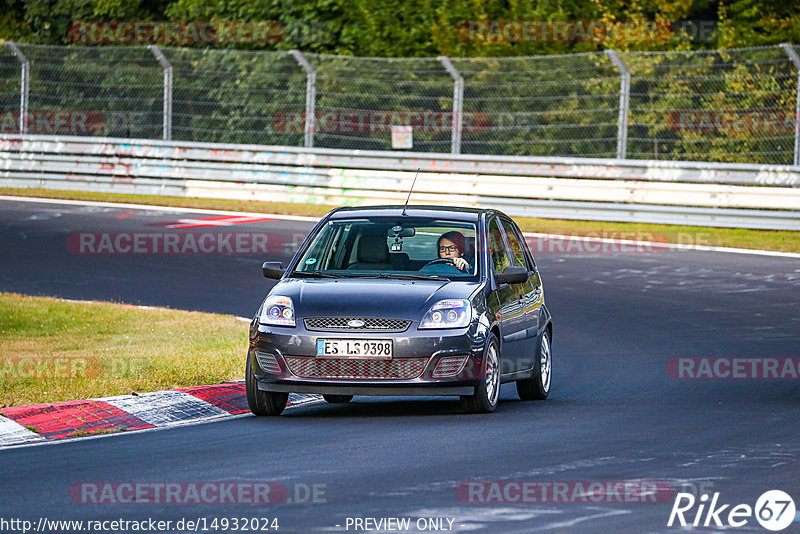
247,205,552,415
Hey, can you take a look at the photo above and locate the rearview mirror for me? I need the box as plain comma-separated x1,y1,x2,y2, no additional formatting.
495,265,527,285
388,226,415,237
262,261,285,279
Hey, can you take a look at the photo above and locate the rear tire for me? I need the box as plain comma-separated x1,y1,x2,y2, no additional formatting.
246,355,288,416
516,329,551,400
460,333,501,413
323,394,353,404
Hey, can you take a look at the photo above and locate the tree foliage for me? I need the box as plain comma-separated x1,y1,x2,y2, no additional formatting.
0,0,798,164
1,0,797,53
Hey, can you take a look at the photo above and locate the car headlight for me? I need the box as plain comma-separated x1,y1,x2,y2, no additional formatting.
259,296,295,327
419,299,472,329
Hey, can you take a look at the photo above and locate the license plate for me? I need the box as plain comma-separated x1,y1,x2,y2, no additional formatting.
316,339,393,359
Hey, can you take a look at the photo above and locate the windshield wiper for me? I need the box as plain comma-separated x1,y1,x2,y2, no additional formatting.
291,270,345,278
391,273,450,281
348,273,449,281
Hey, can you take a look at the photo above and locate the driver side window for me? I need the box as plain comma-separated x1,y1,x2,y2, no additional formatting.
488,219,511,274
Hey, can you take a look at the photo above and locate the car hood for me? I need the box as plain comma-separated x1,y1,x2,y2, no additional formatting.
270,277,481,320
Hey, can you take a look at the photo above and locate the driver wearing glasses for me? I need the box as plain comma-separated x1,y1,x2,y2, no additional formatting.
437,231,472,272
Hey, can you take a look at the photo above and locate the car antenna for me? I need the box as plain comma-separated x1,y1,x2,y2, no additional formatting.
402,168,420,216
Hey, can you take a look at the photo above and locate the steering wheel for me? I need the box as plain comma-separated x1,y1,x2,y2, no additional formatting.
420,258,462,275
423,258,456,267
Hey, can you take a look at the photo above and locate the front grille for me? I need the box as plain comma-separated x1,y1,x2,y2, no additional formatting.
304,317,411,332
255,351,281,374
285,357,427,379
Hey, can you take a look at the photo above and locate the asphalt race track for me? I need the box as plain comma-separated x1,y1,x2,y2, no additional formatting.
1,197,799,533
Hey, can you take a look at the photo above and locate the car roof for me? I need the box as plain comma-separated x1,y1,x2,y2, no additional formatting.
326,205,502,222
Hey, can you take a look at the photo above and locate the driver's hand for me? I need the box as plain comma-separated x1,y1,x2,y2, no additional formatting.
452,257,468,271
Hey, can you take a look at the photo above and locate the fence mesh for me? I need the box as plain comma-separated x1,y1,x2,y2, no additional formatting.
452,52,620,158
163,48,306,145
621,46,797,164
307,54,454,152
17,45,163,138
2,43,799,164
0,46,22,132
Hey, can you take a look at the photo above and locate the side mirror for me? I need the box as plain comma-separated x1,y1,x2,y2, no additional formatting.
262,261,285,279
495,265,528,285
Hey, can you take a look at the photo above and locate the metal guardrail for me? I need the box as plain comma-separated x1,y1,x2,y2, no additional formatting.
1,134,799,230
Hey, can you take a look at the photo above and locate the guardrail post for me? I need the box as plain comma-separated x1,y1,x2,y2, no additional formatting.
289,50,316,148
780,44,800,166
438,56,464,155
148,45,172,141
6,41,30,134
605,49,630,160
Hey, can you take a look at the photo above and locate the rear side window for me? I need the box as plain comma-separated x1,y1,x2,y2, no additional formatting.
488,219,511,274
501,219,527,269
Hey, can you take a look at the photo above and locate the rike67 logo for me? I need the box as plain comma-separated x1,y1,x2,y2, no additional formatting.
668,490,796,531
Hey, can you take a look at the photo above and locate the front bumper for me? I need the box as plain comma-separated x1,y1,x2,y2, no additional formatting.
249,319,488,397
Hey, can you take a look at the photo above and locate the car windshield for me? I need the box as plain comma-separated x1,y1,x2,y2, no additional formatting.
292,217,479,281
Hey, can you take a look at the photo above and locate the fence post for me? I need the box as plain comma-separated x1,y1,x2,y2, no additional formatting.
438,56,464,155
605,49,630,160
780,44,800,166
289,50,316,148
6,42,30,134
148,45,172,141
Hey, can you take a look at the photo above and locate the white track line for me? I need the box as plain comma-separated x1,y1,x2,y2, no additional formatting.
0,195,319,221
1,195,798,258
523,232,800,259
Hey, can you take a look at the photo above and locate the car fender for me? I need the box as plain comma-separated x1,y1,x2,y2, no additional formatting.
538,302,553,341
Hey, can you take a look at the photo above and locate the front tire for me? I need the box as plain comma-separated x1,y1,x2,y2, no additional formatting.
460,333,501,413
516,329,551,400
246,355,288,416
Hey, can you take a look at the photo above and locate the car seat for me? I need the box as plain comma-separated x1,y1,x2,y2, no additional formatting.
347,234,394,270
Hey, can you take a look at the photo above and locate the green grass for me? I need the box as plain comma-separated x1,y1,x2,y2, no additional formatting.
0,293,247,407
2,187,797,253
68,428,124,437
